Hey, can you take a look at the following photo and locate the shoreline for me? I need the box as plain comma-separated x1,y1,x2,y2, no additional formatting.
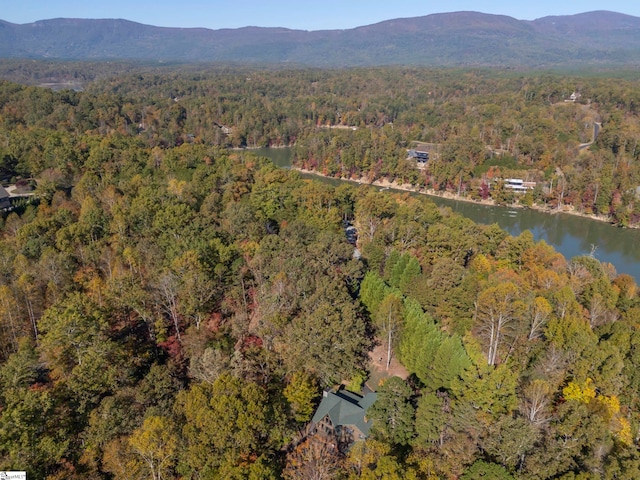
231,145,290,151
292,166,623,227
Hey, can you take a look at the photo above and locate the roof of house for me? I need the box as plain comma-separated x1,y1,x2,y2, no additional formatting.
312,389,377,436
0,187,11,208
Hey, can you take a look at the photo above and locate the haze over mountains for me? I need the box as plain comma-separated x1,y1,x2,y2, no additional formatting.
2,10,640,67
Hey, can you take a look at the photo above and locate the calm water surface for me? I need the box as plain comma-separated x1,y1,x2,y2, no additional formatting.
253,147,640,281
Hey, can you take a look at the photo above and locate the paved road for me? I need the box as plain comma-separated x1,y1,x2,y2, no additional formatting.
578,122,601,150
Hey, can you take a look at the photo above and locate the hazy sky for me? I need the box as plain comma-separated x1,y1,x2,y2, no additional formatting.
4,0,640,30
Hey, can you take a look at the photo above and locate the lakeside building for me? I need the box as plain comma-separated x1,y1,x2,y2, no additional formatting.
0,186,10,210
407,149,429,169
504,178,536,193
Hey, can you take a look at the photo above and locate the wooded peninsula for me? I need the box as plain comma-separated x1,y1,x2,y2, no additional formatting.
1,62,640,479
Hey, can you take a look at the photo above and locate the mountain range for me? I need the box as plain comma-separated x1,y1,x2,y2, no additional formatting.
2,11,640,67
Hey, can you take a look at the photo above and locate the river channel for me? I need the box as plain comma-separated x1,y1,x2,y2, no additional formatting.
251,147,640,281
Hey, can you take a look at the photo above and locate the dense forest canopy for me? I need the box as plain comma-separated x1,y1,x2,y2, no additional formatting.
1,63,640,479
2,62,640,223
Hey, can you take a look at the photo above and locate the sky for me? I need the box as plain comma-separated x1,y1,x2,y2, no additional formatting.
3,0,640,31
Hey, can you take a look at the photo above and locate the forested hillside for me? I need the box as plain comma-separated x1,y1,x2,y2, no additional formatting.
1,65,640,478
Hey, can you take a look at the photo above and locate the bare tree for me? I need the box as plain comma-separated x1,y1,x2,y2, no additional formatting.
520,379,552,426
375,294,403,370
475,282,523,366
155,271,181,342
528,296,552,341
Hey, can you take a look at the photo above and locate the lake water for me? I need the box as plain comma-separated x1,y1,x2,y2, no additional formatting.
250,147,293,169
252,147,640,281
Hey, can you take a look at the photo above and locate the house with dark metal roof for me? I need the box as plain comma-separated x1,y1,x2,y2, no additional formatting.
0,186,11,210
310,388,377,450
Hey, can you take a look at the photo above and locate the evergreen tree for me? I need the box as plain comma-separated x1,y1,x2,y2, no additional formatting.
368,377,415,446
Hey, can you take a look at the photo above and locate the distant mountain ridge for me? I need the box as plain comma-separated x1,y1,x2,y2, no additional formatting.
2,11,640,67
